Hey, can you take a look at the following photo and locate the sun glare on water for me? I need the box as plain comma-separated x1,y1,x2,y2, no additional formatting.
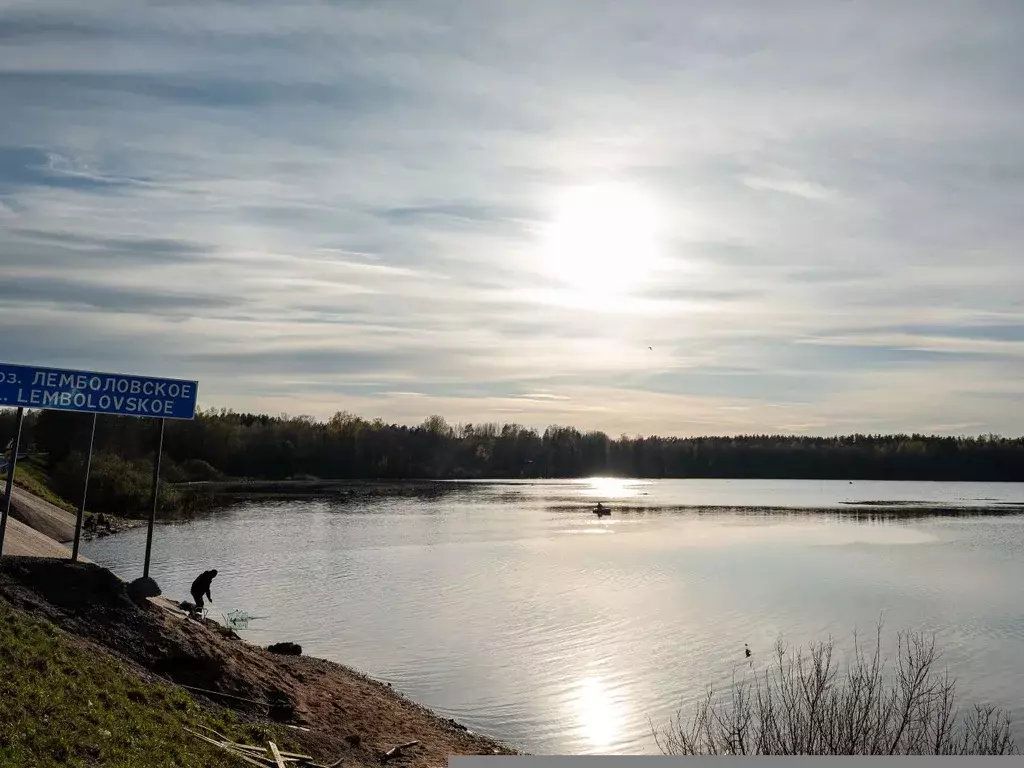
580,476,642,500
540,182,664,301
574,676,625,751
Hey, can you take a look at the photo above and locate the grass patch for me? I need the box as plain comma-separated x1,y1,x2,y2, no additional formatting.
5,459,75,513
0,600,303,767
5,459,137,528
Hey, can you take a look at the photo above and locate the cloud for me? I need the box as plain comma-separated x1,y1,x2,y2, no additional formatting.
4,228,214,264
0,275,234,315
741,176,834,201
0,146,148,192
0,0,1022,434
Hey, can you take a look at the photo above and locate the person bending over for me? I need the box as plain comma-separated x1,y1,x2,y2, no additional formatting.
190,569,218,617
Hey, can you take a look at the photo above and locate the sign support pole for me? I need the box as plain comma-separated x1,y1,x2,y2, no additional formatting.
0,407,26,558
142,418,165,580
71,412,97,562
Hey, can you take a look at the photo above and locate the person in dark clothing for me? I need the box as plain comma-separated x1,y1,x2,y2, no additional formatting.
190,569,218,617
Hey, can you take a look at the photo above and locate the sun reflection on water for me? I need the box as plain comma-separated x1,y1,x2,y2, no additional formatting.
580,477,647,500
574,676,625,751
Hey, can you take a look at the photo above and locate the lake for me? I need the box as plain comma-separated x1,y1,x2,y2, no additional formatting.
83,478,1024,755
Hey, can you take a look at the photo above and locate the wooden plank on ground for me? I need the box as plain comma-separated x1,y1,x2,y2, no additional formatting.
269,741,287,768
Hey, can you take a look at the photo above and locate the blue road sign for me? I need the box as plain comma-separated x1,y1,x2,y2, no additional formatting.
0,362,198,420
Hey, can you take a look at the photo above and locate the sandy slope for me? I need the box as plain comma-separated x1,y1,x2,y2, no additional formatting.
1,516,91,561
8,485,78,543
1,482,86,559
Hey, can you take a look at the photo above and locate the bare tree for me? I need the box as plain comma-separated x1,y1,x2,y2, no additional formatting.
654,624,1016,755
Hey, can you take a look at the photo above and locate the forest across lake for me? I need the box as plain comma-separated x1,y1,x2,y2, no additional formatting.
6,407,1024,488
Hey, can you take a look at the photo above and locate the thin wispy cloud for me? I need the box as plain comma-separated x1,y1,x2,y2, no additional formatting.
741,176,835,201
1,0,1022,435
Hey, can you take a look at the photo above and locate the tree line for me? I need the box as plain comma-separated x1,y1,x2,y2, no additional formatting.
3,407,1024,490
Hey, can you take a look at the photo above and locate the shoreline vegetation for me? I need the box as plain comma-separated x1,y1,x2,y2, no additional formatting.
655,627,1017,756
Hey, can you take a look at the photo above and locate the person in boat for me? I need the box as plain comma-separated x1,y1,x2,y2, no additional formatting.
594,502,608,514
190,569,218,618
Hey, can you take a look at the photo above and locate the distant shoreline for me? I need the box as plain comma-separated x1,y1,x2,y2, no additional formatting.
178,478,457,502
170,477,1024,519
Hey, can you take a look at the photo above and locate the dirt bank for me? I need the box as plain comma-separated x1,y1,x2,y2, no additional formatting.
0,557,517,767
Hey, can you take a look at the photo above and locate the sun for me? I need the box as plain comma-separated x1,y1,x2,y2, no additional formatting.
539,182,663,301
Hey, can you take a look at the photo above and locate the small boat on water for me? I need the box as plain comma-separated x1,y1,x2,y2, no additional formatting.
592,503,611,517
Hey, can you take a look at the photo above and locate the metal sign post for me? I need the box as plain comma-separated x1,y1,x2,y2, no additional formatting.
70,413,97,562
0,407,25,558
142,418,165,580
0,362,198,573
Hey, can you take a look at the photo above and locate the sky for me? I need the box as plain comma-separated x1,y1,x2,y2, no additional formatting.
1,0,1023,437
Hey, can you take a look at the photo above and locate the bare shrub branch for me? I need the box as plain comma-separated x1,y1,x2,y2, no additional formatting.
654,623,1016,755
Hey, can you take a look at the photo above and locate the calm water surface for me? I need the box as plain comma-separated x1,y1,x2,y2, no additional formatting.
84,479,1024,754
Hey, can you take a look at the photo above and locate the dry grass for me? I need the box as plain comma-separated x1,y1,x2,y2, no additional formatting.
654,624,1017,756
